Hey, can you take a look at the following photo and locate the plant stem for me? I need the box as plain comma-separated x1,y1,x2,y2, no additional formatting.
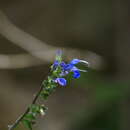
8,83,44,130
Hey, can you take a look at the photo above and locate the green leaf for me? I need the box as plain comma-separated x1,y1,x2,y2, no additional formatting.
56,53,62,62
40,91,49,100
30,104,40,114
42,80,48,86
24,113,35,121
45,85,55,93
41,105,48,111
22,119,32,130
48,76,52,83
52,70,59,77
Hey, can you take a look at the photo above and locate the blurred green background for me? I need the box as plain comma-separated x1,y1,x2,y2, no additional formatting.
0,0,130,130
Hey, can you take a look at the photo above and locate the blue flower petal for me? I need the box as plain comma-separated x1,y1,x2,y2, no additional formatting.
60,61,66,67
70,59,89,66
56,50,62,56
53,60,59,68
71,66,79,71
64,64,74,71
59,71,69,77
71,66,87,73
70,59,80,65
73,70,80,79
55,78,67,86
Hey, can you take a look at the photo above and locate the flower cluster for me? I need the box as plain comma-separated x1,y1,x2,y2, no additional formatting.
52,52,89,87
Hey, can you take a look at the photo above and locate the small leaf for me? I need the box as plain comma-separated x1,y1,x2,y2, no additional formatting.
22,119,32,130
40,91,49,100
45,86,55,94
48,76,52,83
30,104,40,114
52,70,59,77
42,80,48,86
24,113,35,121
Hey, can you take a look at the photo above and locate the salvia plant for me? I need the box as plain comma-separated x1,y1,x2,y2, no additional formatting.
8,50,89,130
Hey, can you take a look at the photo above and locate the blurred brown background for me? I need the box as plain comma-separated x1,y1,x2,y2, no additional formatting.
0,0,130,130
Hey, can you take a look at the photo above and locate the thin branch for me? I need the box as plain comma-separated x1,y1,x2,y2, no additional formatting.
0,50,104,70
8,77,47,130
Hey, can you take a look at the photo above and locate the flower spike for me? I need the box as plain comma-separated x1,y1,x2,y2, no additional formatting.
52,52,89,86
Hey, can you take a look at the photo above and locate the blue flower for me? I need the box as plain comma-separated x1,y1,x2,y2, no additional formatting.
70,59,89,66
70,59,80,65
55,78,67,86
54,60,59,66
53,60,59,69
59,71,69,77
60,61,66,68
64,64,74,71
73,70,80,78
71,66,87,72
55,59,88,78
52,55,89,86
56,50,62,56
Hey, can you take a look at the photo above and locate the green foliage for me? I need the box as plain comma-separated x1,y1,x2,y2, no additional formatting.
22,120,32,130
24,113,36,121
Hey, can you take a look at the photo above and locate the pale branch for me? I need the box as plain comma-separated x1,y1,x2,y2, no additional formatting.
0,10,59,61
0,50,104,70
0,54,43,69
0,10,104,70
